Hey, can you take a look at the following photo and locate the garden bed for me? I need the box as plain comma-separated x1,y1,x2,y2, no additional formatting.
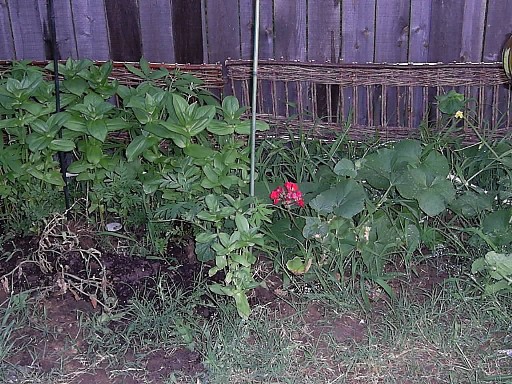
1,59,511,383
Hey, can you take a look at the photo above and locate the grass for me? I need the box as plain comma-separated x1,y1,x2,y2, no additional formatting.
0,275,510,384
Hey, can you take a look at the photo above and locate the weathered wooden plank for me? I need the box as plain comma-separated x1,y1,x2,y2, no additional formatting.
307,0,340,62
274,0,307,61
341,0,376,63
307,1,341,122
482,1,512,134
43,0,79,59
375,0,410,128
204,0,241,62
0,0,15,60
483,0,512,62
341,1,375,126
375,0,410,63
71,0,110,60
460,0,487,62
105,0,142,61
239,0,273,60
428,1,465,62
172,0,204,63
9,0,46,60
409,0,432,127
139,0,175,63
408,0,432,62
273,0,307,118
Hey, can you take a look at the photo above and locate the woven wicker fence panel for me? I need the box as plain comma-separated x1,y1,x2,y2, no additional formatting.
226,60,512,142
0,61,225,90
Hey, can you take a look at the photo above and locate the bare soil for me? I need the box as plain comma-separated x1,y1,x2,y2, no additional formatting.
0,229,452,383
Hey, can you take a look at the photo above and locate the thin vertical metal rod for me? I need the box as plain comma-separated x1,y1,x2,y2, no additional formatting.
47,0,71,211
249,0,260,196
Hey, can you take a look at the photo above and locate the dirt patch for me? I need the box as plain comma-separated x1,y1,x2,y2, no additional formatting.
0,222,459,383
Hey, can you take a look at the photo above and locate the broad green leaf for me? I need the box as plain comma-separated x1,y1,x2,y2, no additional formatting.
62,78,88,96
222,96,240,118
233,291,251,319
196,231,217,243
436,90,465,115
184,143,215,158
143,122,173,139
392,139,422,167
207,120,235,135
202,164,219,182
26,133,51,151
126,135,159,162
63,117,88,133
358,148,394,189
172,94,190,126
85,139,103,164
160,120,189,136
235,213,250,233
43,170,66,186
334,158,357,177
106,118,131,132
449,191,493,217
187,117,210,136
485,251,512,280
48,139,75,152
67,160,92,173
208,283,232,296
195,243,215,263
302,216,329,239
286,256,311,275
310,179,365,218
234,120,269,135
87,119,108,142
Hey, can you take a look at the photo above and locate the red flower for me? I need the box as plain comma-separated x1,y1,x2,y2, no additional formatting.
269,186,284,204
284,181,299,192
270,182,304,208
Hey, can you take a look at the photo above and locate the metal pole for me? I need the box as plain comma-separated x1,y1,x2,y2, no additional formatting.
249,0,260,197
47,0,71,211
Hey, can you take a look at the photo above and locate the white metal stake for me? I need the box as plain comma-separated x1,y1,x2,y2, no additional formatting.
249,0,260,197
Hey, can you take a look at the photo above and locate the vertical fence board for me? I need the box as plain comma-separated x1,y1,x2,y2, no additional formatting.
139,0,174,63
341,1,376,63
274,0,306,60
409,0,432,127
375,0,409,63
428,1,465,62
105,0,142,61
483,1,512,62
204,0,241,63
408,0,431,62
460,0,487,62
482,1,512,132
71,0,110,60
274,0,306,118
9,0,46,60
342,1,376,127
172,0,204,63
239,0,273,60
375,0,410,128
308,1,341,122
307,0,341,62
239,0,254,60
44,0,78,59
0,0,14,60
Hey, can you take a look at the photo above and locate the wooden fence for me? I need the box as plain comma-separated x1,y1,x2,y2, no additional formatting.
1,1,512,64
1,1,512,141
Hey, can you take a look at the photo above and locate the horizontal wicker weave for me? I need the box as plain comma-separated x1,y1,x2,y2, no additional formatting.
226,60,512,142
0,60,225,90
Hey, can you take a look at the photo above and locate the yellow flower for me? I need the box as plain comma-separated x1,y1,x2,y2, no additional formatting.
454,110,464,119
